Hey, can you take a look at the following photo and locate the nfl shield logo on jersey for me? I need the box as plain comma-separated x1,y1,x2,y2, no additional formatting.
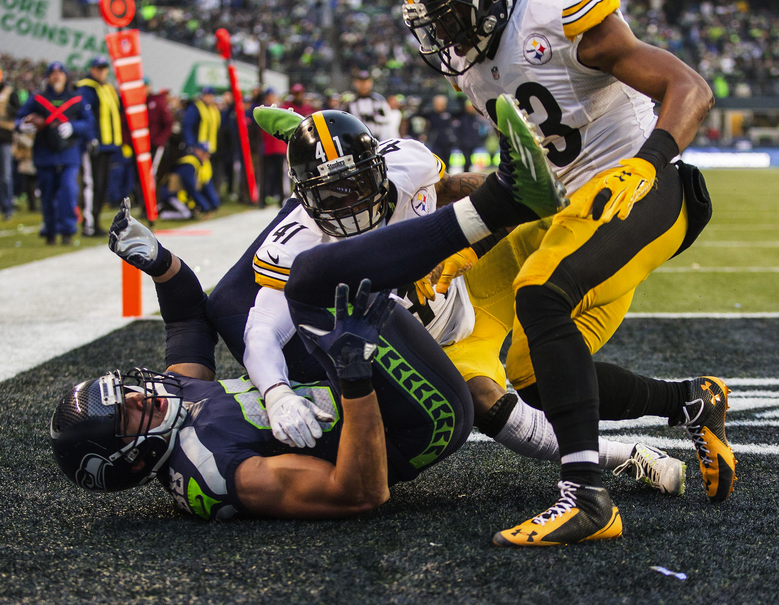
491,66,500,80
524,34,552,65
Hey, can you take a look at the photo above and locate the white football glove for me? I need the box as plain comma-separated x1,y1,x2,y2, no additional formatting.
58,122,73,139
264,384,335,448
19,121,37,134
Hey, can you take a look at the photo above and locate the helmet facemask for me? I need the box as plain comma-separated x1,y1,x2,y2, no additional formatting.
294,154,389,238
288,110,390,238
50,368,187,492
403,0,512,77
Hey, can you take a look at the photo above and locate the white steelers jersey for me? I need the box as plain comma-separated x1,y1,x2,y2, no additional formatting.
446,0,657,192
252,138,476,346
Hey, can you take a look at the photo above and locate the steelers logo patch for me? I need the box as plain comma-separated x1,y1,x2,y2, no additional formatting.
524,34,552,65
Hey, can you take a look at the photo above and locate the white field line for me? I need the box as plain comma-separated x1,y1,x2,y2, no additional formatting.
696,241,779,247
625,312,779,318
654,267,779,273
471,383,779,454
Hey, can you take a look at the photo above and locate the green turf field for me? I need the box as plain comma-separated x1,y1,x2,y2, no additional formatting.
2,170,777,312
0,199,255,271
630,169,779,313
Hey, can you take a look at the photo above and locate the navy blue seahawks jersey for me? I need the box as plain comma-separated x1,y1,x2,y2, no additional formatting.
160,373,342,521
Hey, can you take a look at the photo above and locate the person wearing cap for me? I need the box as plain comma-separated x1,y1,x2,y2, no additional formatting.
15,62,94,245
342,70,392,140
157,142,220,220
0,66,21,221
181,86,221,155
145,77,173,177
77,56,123,237
281,83,314,117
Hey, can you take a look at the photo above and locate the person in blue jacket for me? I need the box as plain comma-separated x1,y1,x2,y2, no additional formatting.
157,143,220,219
181,86,220,153
16,62,94,245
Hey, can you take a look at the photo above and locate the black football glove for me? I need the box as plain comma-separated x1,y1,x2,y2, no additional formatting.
297,279,395,382
108,198,171,277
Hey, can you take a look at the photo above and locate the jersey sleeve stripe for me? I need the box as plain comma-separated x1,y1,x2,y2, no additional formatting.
432,153,446,178
253,273,287,290
562,0,619,39
253,258,291,275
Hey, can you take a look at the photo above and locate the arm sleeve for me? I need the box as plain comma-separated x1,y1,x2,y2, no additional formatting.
242,286,297,395
71,103,95,140
157,260,218,372
181,105,199,148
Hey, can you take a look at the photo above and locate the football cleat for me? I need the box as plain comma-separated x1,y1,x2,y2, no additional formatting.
672,376,737,502
613,443,686,497
493,481,623,547
495,93,568,219
252,105,305,143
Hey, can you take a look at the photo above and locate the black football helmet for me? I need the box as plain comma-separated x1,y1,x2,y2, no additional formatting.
287,110,389,238
403,0,514,76
50,368,187,492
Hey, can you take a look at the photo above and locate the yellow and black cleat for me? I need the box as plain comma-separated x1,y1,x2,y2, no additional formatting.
493,481,623,547
678,376,737,502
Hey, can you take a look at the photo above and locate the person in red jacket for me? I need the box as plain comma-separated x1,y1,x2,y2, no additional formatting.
261,88,290,206
145,78,173,177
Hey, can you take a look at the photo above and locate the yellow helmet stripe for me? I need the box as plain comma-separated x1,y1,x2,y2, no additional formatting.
312,111,339,160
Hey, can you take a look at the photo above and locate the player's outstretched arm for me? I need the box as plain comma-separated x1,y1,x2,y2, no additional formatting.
578,13,713,152
108,199,216,381
434,171,487,208
574,13,714,222
234,281,395,518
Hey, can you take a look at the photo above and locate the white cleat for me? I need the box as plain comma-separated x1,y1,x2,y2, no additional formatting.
613,443,686,496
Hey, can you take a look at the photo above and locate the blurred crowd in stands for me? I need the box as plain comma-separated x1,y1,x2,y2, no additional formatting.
123,0,779,99
2,0,777,239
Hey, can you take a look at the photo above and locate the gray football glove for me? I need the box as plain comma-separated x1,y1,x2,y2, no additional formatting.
109,198,170,277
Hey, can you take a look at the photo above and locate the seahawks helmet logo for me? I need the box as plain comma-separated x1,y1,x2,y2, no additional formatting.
76,454,113,491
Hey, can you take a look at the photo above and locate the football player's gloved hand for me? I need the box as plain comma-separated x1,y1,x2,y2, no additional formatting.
433,247,478,295
580,158,656,222
18,120,38,134
109,198,172,277
414,274,436,306
57,122,73,139
264,384,335,448
298,279,395,382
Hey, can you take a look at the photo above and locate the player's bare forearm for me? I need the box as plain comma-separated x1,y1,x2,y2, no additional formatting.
435,172,487,208
578,13,714,152
233,391,389,518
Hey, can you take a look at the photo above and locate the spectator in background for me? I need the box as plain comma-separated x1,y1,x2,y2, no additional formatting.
216,90,240,200
0,66,21,220
77,56,123,237
343,71,392,140
385,94,407,140
420,95,457,168
182,86,221,153
145,78,173,178
455,100,488,173
260,88,288,207
16,62,93,245
157,142,220,220
282,83,315,117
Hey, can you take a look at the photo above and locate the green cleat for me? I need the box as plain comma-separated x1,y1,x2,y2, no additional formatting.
495,93,568,219
253,105,305,143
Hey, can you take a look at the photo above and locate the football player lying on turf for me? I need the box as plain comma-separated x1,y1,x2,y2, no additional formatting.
49,232,473,520
225,107,714,498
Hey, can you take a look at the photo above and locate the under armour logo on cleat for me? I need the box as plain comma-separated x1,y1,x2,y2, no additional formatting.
510,529,538,542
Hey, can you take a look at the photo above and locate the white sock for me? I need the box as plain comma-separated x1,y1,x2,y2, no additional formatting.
452,197,491,244
598,439,635,471
492,397,637,470
493,398,559,461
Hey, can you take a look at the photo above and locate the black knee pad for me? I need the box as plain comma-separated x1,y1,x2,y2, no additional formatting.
475,392,518,438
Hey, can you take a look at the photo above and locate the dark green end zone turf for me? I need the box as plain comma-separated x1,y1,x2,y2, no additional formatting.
1,319,777,604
